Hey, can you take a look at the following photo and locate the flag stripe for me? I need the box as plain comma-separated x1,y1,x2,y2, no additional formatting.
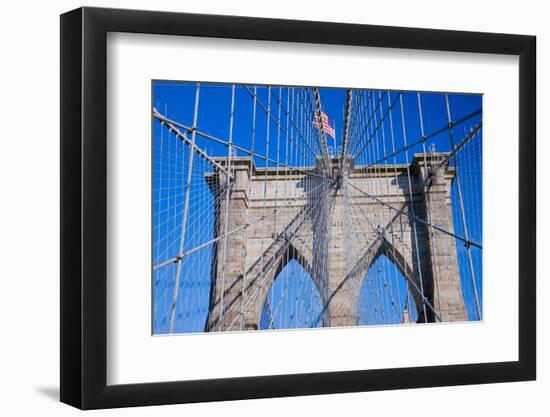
313,111,335,139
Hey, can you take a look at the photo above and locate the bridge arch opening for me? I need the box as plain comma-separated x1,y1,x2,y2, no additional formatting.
357,243,420,326
259,257,324,330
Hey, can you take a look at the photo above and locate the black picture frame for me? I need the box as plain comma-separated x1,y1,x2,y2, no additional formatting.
60,6,536,410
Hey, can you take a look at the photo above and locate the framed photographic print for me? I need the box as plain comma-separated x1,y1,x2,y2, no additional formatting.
60,6,536,409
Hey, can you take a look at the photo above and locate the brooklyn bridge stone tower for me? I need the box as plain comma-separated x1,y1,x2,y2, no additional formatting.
206,153,468,331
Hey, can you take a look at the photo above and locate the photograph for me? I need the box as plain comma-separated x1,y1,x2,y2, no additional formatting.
152,82,483,335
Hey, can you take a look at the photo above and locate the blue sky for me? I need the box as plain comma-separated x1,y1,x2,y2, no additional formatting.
152,82,481,163
152,81,482,333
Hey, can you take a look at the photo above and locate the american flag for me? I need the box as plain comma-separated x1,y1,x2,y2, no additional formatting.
313,111,335,139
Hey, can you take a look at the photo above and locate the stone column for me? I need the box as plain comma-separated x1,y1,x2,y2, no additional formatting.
415,154,468,322
325,157,359,327
325,189,359,327
206,158,252,331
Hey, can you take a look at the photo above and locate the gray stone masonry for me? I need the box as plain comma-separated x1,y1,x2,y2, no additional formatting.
205,154,468,331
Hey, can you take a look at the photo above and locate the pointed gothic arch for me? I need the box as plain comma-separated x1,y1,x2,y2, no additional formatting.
259,254,324,330
256,242,321,327
357,239,421,325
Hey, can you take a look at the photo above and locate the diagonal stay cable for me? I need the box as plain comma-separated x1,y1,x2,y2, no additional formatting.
344,178,482,250
436,121,482,169
210,179,334,330
356,108,482,170
153,108,233,178
153,109,324,179
153,208,278,270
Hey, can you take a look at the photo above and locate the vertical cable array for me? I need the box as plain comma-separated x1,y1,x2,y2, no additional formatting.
445,94,482,320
